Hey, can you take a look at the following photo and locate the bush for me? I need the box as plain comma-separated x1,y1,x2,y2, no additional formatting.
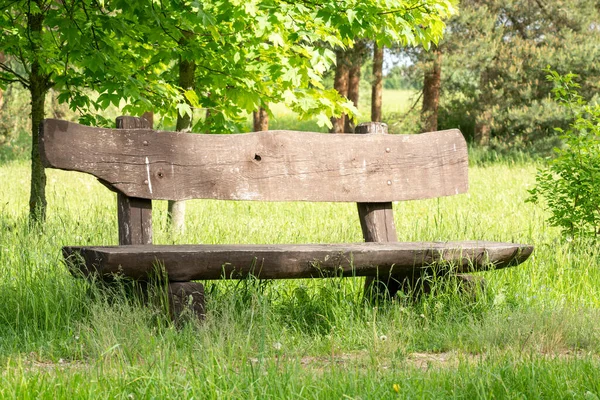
528,70,600,238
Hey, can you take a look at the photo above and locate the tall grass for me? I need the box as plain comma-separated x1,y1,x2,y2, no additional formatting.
1,89,598,398
1,156,600,397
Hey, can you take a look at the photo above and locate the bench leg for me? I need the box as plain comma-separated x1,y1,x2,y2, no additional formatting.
168,282,205,322
88,279,205,323
365,273,486,302
400,273,487,299
364,276,403,303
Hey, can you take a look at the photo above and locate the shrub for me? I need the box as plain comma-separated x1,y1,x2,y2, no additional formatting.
528,70,600,238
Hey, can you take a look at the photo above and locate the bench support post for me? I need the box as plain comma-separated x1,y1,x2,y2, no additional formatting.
355,123,485,301
117,195,153,245
168,282,206,322
116,116,154,246
355,122,404,301
116,115,205,322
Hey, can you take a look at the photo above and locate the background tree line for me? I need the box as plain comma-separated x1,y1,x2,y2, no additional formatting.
405,0,600,150
3,0,598,226
305,0,599,148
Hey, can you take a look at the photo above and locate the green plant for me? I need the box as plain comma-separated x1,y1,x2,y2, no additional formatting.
528,69,600,238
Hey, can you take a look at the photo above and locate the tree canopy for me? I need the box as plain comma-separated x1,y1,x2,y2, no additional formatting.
0,0,456,222
409,0,600,148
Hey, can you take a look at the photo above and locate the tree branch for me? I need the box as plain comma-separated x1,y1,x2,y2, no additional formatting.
378,3,428,16
0,62,30,88
81,1,101,51
0,76,24,85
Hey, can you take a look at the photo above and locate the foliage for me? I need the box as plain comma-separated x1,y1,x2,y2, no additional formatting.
398,0,600,147
13,0,457,132
384,66,419,90
528,70,600,238
0,84,30,148
0,0,456,222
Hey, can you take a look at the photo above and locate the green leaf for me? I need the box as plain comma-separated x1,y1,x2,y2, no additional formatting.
346,9,357,24
176,103,193,120
316,112,333,128
184,90,201,108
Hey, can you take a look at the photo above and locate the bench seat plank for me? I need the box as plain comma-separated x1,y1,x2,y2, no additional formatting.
63,241,533,281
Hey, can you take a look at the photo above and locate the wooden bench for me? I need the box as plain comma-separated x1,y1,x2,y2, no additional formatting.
40,117,533,320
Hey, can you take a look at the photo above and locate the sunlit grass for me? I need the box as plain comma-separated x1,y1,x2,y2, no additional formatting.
1,152,600,397
252,89,417,133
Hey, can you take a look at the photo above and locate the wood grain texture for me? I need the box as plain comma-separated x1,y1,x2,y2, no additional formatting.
117,196,152,245
355,122,400,299
116,116,153,245
40,119,468,202
63,241,533,282
355,122,398,243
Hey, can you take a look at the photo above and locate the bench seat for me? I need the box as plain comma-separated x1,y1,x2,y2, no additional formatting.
64,241,533,281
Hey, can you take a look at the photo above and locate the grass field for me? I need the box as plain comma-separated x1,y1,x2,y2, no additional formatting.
2,154,600,398
1,90,599,398
265,89,418,132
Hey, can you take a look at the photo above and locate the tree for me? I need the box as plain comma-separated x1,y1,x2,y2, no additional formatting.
432,0,600,147
0,1,94,223
168,33,196,235
344,40,369,133
327,0,457,132
253,108,269,132
0,1,188,223
371,44,384,122
421,46,442,132
1,0,457,223
330,49,350,133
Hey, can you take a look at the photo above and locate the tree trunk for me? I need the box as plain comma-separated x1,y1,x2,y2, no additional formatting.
371,44,384,123
28,8,49,224
168,53,195,234
0,53,4,109
330,49,349,133
175,58,195,133
344,49,362,133
475,110,492,146
475,69,492,146
421,47,442,133
253,107,269,131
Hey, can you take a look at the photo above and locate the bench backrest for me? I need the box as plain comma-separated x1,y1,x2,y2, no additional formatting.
40,119,468,203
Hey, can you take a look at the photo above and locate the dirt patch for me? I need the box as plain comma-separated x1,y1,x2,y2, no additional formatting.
255,349,598,372
405,351,486,370
1,352,90,376
247,350,478,372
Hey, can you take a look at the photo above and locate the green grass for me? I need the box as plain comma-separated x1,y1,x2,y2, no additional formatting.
255,89,418,133
2,157,600,398
0,88,597,398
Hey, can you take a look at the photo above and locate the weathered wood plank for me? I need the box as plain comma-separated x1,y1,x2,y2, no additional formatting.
117,196,152,245
116,116,153,245
40,119,468,203
354,122,401,299
63,241,533,281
